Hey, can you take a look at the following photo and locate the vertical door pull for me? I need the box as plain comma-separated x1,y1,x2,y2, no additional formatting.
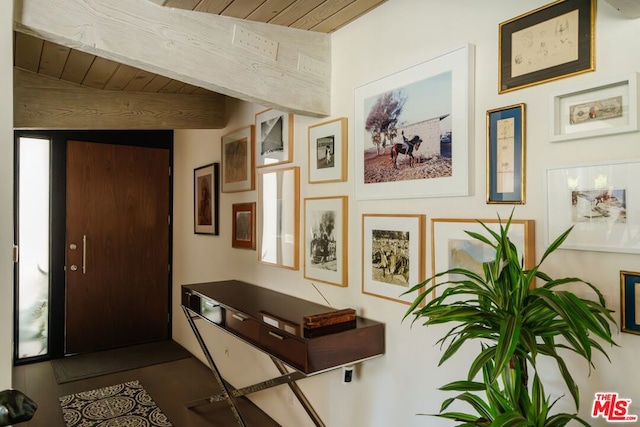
82,234,87,274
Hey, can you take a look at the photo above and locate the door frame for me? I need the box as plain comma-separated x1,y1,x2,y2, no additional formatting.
13,130,174,363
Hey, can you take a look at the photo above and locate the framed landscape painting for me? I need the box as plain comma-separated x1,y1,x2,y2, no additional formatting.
362,214,426,304
354,44,474,200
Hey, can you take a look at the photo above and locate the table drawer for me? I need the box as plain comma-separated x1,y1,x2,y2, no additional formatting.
225,309,259,343
260,328,307,371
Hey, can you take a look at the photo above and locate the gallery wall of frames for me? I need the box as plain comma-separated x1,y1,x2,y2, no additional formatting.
192,0,640,336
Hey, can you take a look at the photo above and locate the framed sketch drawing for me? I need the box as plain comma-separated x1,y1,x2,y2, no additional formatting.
499,0,595,93
362,214,426,304
620,270,640,335
354,44,474,200
194,163,219,235
232,202,255,250
308,118,348,183
545,159,640,253
255,109,294,167
303,196,348,287
257,166,300,269
431,218,535,298
221,125,255,192
550,73,639,142
486,103,526,204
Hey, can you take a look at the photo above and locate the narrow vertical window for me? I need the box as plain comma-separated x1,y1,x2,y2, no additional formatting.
17,137,50,359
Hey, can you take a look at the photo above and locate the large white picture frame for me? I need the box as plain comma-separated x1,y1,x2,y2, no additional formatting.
545,159,640,253
354,44,475,200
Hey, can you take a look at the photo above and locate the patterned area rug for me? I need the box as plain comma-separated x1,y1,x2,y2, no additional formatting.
59,380,173,427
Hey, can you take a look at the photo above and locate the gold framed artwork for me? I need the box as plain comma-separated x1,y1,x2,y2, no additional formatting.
362,214,426,304
194,163,219,235
221,125,255,193
486,103,526,204
257,166,300,270
303,196,348,287
308,118,348,183
255,109,294,168
621,270,640,335
499,0,596,93
232,202,256,250
431,218,535,299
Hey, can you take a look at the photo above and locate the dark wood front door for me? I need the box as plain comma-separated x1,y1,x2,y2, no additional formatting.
65,140,170,354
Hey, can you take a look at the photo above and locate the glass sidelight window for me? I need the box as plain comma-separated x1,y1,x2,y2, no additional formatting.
16,137,51,359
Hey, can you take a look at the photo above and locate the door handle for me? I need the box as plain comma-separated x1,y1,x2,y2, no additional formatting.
82,234,87,274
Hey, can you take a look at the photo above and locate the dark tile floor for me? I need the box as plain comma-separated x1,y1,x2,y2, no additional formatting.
12,352,280,427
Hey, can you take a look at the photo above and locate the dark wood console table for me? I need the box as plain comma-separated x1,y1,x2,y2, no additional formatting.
181,280,385,427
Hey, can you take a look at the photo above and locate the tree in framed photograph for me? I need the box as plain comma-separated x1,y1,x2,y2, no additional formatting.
257,166,299,270
255,108,294,167
194,163,219,235
621,270,640,335
361,214,425,304
303,196,347,287
221,125,255,193
308,118,348,184
354,44,474,200
431,218,535,298
486,103,526,204
232,202,255,250
499,0,595,93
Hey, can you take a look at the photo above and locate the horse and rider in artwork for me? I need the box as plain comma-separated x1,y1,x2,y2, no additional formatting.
390,130,423,169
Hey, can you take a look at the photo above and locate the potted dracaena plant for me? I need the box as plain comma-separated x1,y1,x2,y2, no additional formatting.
403,212,617,426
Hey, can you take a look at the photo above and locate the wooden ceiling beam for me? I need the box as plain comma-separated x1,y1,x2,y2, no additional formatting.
14,0,331,117
14,68,226,130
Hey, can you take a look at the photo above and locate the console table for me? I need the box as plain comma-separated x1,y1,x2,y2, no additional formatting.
181,280,385,427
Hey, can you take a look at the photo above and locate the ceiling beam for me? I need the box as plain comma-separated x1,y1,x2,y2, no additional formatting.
14,68,226,130
14,0,331,117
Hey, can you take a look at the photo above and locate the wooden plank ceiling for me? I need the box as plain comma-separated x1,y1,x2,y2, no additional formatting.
13,0,387,129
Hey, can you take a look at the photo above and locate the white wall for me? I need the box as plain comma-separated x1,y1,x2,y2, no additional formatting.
173,1,640,425
0,1,13,389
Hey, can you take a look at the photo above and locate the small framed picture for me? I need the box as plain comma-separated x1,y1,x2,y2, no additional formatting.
621,271,640,335
221,125,255,193
304,196,348,287
194,163,219,235
486,103,526,204
255,109,294,168
308,118,348,183
362,214,426,304
499,0,595,93
550,73,639,142
232,202,256,250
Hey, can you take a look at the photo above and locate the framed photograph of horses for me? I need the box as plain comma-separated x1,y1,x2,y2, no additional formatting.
194,163,219,235
232,202,255,250
304,196,348,287
308,118,348,184
255,108,294,168
620,270,640,335
362,214,426,304
354,44,474,200
498,0,595,94
257,166,300,270
431,218,535,298
486,103,526,204
221,125,255,193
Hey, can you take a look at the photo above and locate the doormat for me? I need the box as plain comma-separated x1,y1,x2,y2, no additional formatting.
59,380,172,426
51,340,192,384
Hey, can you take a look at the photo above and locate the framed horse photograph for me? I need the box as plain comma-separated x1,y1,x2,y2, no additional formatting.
361,214,426,304
354,44,474,200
